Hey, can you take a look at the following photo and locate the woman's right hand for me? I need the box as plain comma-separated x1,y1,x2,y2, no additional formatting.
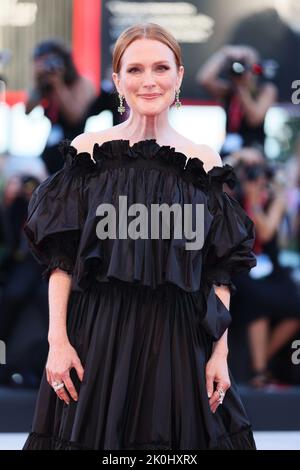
46,339,84,405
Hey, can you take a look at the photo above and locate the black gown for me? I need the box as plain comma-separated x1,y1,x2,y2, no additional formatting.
22,138,257,450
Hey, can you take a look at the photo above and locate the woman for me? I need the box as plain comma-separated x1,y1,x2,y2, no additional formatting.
197,44,277,157
25,39,96,175
22,23,257,450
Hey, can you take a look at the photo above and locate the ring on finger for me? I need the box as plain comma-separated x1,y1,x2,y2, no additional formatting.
217,388,225,403
52,381,65,392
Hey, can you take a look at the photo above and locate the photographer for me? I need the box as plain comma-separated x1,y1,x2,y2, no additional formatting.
226,148,300,386
197,45,277,157
25,39,96,174
0,175,48,387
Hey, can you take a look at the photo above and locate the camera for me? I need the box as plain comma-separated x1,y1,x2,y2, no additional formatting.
229,60,263,77
228,59,278,80
243,164,266,181
243,162,285,186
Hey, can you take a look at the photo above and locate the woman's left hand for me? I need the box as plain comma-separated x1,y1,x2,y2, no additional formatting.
205,352,231,413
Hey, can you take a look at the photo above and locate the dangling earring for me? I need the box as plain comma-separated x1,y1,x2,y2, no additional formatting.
118,93,125,115
175,89,181,109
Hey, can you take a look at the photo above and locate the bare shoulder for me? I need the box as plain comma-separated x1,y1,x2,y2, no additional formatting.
71,131,112,157
189,143,223,173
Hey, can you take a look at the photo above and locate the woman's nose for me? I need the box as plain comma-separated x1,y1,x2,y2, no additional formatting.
141,70,157,85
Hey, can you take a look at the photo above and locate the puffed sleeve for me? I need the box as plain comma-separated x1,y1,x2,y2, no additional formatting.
23,139,95,281
202,164,257,295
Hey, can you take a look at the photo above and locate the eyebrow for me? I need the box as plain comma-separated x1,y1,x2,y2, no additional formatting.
126,61,170,67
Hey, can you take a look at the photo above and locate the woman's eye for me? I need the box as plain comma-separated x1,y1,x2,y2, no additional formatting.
128,65,169,73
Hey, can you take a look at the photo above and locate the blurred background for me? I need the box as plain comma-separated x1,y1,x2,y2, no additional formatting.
1,0,300,450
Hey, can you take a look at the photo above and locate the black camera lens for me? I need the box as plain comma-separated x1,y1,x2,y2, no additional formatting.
43,55,64,73
230,61,247,76
244,165,264,181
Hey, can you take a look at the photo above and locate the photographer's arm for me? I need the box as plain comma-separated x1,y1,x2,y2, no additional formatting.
251,197,286,243
52,76,96,125
223,147,265,167
247,185,287,243
235,82,277,126
196,46,231,100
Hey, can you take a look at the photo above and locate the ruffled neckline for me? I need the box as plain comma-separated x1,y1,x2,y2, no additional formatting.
58,138,237,190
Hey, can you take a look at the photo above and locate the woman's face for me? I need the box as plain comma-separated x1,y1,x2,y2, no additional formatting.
112,38,184,115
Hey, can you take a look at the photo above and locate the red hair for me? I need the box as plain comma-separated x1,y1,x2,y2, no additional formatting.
112,22,183,74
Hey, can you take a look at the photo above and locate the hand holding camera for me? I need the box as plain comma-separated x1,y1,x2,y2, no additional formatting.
34,54,65,95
